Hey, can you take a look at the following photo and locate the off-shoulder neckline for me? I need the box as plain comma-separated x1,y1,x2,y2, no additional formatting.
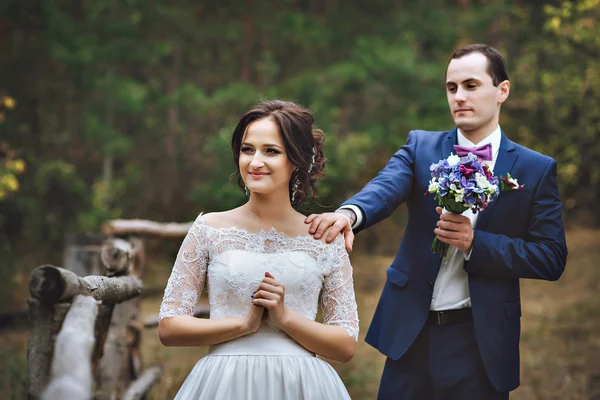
196,213,341,245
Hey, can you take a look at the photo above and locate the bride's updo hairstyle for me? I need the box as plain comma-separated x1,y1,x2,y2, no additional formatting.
231,100,326,206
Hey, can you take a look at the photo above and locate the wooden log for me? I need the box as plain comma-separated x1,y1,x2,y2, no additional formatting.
100,237,133,276
142,304,210,328
127,321,144,378
101,219,193,239
27,300,113,400
29,265,143,305
122,366,163,400
128,237,145,279
41,295,98,400
29,266,83,304
94,237,146,400
100,236,145,280
91,304,115,368
27,300,70,399
94,297,140,400
94,236,146,399
84,275,143,304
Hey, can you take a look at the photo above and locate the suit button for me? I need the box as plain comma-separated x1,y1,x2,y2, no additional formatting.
428,281,434,288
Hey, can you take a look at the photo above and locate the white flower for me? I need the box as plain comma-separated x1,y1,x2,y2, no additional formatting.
509,177,519,187
447,154,461,167
428,179,439,193
475,173,490,189
454,188,465,203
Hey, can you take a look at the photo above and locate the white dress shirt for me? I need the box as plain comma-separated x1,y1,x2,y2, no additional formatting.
340,125,502,311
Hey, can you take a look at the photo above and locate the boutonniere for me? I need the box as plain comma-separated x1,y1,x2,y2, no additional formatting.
499,173,524,191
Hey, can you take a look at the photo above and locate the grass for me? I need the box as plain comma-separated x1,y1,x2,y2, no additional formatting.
1,227,599,399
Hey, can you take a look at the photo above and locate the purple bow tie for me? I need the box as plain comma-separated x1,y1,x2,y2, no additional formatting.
453,143,493,161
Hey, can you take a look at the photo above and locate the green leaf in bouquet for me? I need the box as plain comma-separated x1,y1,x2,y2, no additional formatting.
441,196,470,214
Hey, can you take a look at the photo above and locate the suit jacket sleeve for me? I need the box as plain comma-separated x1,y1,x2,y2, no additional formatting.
341,130,417,233
465,159,568,281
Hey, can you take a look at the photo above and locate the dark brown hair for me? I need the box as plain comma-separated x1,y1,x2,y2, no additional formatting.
231,100,326,207
449,44,509,86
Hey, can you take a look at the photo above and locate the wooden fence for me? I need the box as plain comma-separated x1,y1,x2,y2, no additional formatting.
26,220,206,400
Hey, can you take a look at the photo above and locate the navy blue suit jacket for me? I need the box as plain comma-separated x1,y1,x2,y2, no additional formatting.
342,128,567,392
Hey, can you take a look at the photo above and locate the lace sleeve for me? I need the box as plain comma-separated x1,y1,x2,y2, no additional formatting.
159,214,209,320
319,236,359,341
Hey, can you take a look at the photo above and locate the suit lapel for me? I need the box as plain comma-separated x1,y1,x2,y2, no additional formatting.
475,133,518,231
441,128,458,160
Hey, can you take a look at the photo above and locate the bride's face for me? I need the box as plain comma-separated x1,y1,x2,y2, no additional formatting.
239,117,295,199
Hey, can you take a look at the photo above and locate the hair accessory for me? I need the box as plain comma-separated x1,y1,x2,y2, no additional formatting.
308,147,317,174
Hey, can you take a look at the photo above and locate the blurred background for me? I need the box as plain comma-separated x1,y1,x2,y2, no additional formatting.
0,0,598,399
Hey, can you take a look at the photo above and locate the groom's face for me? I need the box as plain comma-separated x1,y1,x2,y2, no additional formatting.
445,52,509,137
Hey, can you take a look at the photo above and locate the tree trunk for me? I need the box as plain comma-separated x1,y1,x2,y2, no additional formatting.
241,0,253,82
162,43,182,208
102,152,113,207
102,67,115,211
41,295,98,400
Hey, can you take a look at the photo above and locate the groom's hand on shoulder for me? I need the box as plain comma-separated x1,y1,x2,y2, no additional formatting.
305,211,355,252
434,207,474,255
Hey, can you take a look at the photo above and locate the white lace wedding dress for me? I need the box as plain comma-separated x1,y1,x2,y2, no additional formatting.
159,213,359,400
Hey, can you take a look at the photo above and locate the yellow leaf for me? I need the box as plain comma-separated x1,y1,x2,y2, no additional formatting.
3,174,19,191
2,96,16,110
549,16,561,32
12,159,26,173
579,0,600,11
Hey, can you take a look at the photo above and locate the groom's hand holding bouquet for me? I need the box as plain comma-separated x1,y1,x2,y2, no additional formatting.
427,152,522,258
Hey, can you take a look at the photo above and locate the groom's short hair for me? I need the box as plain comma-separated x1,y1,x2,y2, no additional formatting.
449,44,509,87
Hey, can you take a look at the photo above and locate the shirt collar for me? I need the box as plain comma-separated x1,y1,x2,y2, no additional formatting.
457,125,502,157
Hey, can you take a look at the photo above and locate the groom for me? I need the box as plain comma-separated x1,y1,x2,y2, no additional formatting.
306,44,568,399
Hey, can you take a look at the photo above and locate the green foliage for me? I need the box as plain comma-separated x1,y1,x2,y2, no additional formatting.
0,0,596,272
0,346,27,400
189,127,247,213
22,161,89,246
506,0,600,222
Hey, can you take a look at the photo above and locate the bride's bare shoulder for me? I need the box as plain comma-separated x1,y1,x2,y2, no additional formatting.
201,208,243,229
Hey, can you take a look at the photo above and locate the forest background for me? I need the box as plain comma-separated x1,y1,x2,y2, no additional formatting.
0,0,598,399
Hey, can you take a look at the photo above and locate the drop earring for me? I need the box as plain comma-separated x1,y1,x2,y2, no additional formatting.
291,175,300,203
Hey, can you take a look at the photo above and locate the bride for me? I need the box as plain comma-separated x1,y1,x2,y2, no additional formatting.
158,100,359,399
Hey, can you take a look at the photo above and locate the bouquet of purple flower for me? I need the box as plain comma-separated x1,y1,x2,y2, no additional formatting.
427,152,522,257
